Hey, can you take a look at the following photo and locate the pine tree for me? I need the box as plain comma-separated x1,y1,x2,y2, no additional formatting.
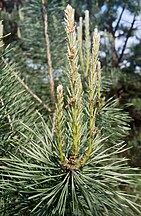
0,4,141,216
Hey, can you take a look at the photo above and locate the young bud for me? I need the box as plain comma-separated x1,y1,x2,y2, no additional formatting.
57,84,63,95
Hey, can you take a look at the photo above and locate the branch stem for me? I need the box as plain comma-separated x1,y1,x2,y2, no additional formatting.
118,15,136,63
2,57,51,112
42,2,55,108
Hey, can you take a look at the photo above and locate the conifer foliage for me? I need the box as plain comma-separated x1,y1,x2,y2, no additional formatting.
0,4,141,216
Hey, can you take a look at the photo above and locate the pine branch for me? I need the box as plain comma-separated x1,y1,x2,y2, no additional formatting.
114,4,126,35
2,57,51,112
42,1,55,109
80,28,100,165
118,15,136,63
65,5,83,163
1,5,141,216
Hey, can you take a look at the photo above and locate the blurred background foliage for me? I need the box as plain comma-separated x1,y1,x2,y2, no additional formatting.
0,0,141,167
